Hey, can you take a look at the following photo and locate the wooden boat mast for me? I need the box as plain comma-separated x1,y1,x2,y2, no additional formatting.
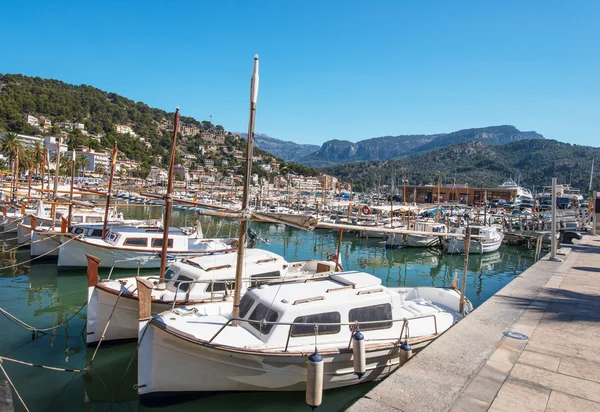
232,55,259,325
67,150,76,227
102,143,118,239
158,108,181,287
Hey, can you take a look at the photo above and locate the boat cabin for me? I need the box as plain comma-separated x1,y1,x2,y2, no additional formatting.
156,249,291,302
234,271,457,349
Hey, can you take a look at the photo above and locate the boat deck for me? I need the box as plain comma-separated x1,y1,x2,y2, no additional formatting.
349,233,600,412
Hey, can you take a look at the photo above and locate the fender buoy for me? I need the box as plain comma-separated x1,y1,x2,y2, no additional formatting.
361,205,371,215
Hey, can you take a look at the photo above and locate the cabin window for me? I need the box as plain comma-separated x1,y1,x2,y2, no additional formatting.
348,303,393,331
123,238,148,247
248,303,279,334
291,312,341,337
471,228,480,236
106,232,119,242
205,279,233,293
91,229,103,237
73,227,85,235
250,271,280,287
72,216,84,223
164,268,177,280
239,294,254,318
86,217,102,223
151,238,174,248
173,275,193,293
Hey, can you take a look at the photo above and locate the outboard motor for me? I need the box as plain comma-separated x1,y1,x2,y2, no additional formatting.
247,227,269,244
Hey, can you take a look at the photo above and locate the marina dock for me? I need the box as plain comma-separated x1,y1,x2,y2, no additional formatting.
349,233,600,412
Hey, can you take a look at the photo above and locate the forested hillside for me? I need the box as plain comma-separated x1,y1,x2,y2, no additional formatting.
299,126,544,167
323,139,599,192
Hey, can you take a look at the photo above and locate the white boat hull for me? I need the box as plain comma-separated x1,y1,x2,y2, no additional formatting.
58,237,232,269
138,321,402,400
386,233,441,248
446,238,502,254
30,230,63,259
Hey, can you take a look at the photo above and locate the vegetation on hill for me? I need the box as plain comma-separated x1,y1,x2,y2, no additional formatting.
323,139,599,192
0,73,318,179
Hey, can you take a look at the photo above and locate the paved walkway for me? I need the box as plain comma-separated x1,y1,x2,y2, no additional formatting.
349,234,600,412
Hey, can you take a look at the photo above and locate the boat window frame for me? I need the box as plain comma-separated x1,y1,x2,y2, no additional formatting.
291,311,341,337
123,237,148,247
348,303,393,331
204,279,234,293
173,274,194,293
250,271,280,287
248,303,279,334
239,294,255,318
151,238,174,248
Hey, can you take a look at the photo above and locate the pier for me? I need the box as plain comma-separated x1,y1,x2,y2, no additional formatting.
349,233,600,412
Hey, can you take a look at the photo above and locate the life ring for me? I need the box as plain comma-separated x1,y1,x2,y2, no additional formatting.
361,205,371,215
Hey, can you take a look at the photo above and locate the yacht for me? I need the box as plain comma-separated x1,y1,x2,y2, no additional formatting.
445,225,504,254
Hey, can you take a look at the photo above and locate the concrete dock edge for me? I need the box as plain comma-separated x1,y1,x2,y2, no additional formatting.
348,234,600,412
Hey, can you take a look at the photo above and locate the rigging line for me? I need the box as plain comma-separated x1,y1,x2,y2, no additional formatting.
0,360,30,412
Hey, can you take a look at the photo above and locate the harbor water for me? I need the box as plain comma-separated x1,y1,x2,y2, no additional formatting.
0,206,535,411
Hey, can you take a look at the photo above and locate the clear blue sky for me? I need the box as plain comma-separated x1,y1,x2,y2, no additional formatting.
1,0,598,147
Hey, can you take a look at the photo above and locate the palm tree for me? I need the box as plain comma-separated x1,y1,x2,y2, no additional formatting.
76,154,90,176
0,132,24,199
32,141,44,176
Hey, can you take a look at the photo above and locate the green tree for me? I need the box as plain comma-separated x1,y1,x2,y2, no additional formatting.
0,132,24,180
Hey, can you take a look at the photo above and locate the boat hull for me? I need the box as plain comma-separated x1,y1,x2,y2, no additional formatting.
386,233,441,248
30,230,63,259
446,238,502,254
137,321,402,400
57,237,225,269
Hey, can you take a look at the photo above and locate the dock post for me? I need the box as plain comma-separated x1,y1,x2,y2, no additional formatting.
550,178,562,262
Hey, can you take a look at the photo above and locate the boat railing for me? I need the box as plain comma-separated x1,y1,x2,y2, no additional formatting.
206,313,441,351
141,275,312,311
106,256,174,280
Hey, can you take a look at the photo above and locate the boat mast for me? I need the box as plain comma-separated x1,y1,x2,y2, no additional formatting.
232,55,260,325
67,150,76,227
53,136,61,200
102,143,118,239
158,108,181,287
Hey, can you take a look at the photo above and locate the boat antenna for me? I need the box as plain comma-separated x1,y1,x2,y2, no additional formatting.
157,107,180,289
102,143,118,239
232,54,259,326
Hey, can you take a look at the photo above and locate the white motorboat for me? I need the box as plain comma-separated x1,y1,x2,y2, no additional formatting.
386,220,447,248
57,226,238,270
136,271,469,400
85,249,340,345
445,225,504,254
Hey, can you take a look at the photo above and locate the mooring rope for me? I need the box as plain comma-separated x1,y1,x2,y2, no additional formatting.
0,235,79,270
0,302,86,333
0,358,31,412
109,321,150,409
87,290,124,369
0,355,83,373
